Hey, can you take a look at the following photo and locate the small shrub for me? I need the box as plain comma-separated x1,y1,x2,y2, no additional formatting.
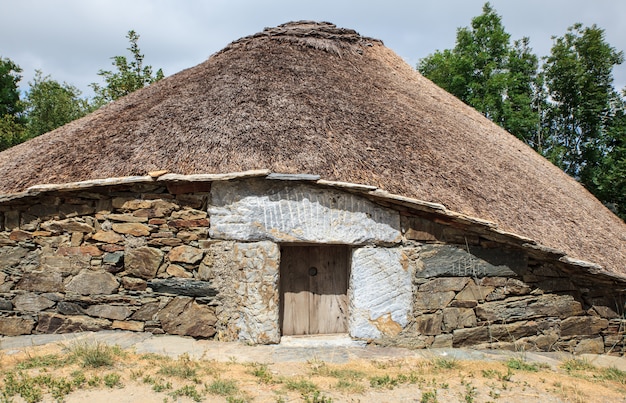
303,390,333,403
432,357,458,370
248,363,275,384
158,354,198,381
285,378,319,394
69,342,124,368
103,373,122,388
597,366,626,384
369,374,398,389
207,379,238,396
561,358,596,373
171,385,203,402
421,389,438,403
506,357,538,372
335,379,365,393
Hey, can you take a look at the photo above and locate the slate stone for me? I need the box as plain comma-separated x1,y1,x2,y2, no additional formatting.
103,252,124,266
41,219,94,233
64,270,120,295
560,316,609,336
12,294,55,312
57,246,102,257
148,278,217,297
442,307,477,331
475,294,583,323
452,321,539,347
36,313,111,333
414,291,456,310
130,302,159,321
111,223,151,236
417,244,526,278
16,271,64,292
57,301,85,315
84,305,131,320
455,283,495,302
413,312,443,335
156,296,217,337
168,245,204,264
418,277,469,292
0,316,35,336
121,276,147,291
125,247,164,279
112,320,144,332
0,246,28,267
575,337,605,354
92,231,123,244
0,300,13,311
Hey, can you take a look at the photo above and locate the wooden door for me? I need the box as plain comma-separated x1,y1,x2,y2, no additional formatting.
280,245,349,335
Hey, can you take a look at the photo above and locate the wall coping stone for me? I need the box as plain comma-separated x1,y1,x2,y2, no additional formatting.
0,170,621,284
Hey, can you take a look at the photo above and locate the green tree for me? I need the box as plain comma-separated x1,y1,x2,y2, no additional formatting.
0,56,27,151
588,90,626,219
91,30,164,106
542,23,624,183
0,56,25,119
25,70,91,138
417,3,540,144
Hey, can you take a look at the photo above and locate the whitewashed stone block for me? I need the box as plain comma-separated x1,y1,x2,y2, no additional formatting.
209,180,401,245
349,247,414,339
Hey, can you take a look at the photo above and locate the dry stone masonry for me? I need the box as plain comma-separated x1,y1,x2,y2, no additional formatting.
0,173,624,355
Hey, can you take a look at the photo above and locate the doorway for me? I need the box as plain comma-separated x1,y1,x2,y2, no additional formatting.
280,245,349,335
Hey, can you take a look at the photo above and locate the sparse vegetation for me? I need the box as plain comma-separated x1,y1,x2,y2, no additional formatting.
0,342,625,402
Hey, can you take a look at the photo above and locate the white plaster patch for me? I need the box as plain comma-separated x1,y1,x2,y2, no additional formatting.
349,247,413,339
209,180,401,245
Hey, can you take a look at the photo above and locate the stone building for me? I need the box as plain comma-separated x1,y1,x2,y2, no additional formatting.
0,22,624,354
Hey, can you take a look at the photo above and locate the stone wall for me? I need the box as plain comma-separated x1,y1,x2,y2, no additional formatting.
0,177,623,354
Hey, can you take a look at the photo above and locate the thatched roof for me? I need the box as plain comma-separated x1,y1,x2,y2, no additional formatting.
0,21,624,273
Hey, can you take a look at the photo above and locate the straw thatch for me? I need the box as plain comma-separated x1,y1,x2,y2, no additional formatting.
0,21,624,273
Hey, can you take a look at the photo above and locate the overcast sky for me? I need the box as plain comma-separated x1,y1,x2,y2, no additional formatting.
2,0,625,97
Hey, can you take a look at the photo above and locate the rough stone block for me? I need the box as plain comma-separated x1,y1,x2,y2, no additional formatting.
121,277,147,291
157,296,217,338
42,219,94,234
210,180,401,245
419,277,469,292
92,231,123,244
16,271,64,293
455,283,495,302
36,313,111,333
560,316,609,336
453,321,538,347
148,279,217,298
125,247,164,279
64,270,119,295
0,316,35,336
417,244,525,278
575,337,605,354
168,245,204,264
112,223,151,236
112,320,144,332
442,308,477,331
414,291,456,311
0,246,29,267
431,333,454,348
84,305,131,320
476,294,583,323
414,312,443,336
12,294,55,312
349,247,413,339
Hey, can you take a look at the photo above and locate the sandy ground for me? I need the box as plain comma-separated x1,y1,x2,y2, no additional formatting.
0,331,625,402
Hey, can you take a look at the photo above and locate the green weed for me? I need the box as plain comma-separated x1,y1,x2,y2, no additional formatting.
207,379,239,396
171,385,203,402
103,373,122,388
285,378,319,394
